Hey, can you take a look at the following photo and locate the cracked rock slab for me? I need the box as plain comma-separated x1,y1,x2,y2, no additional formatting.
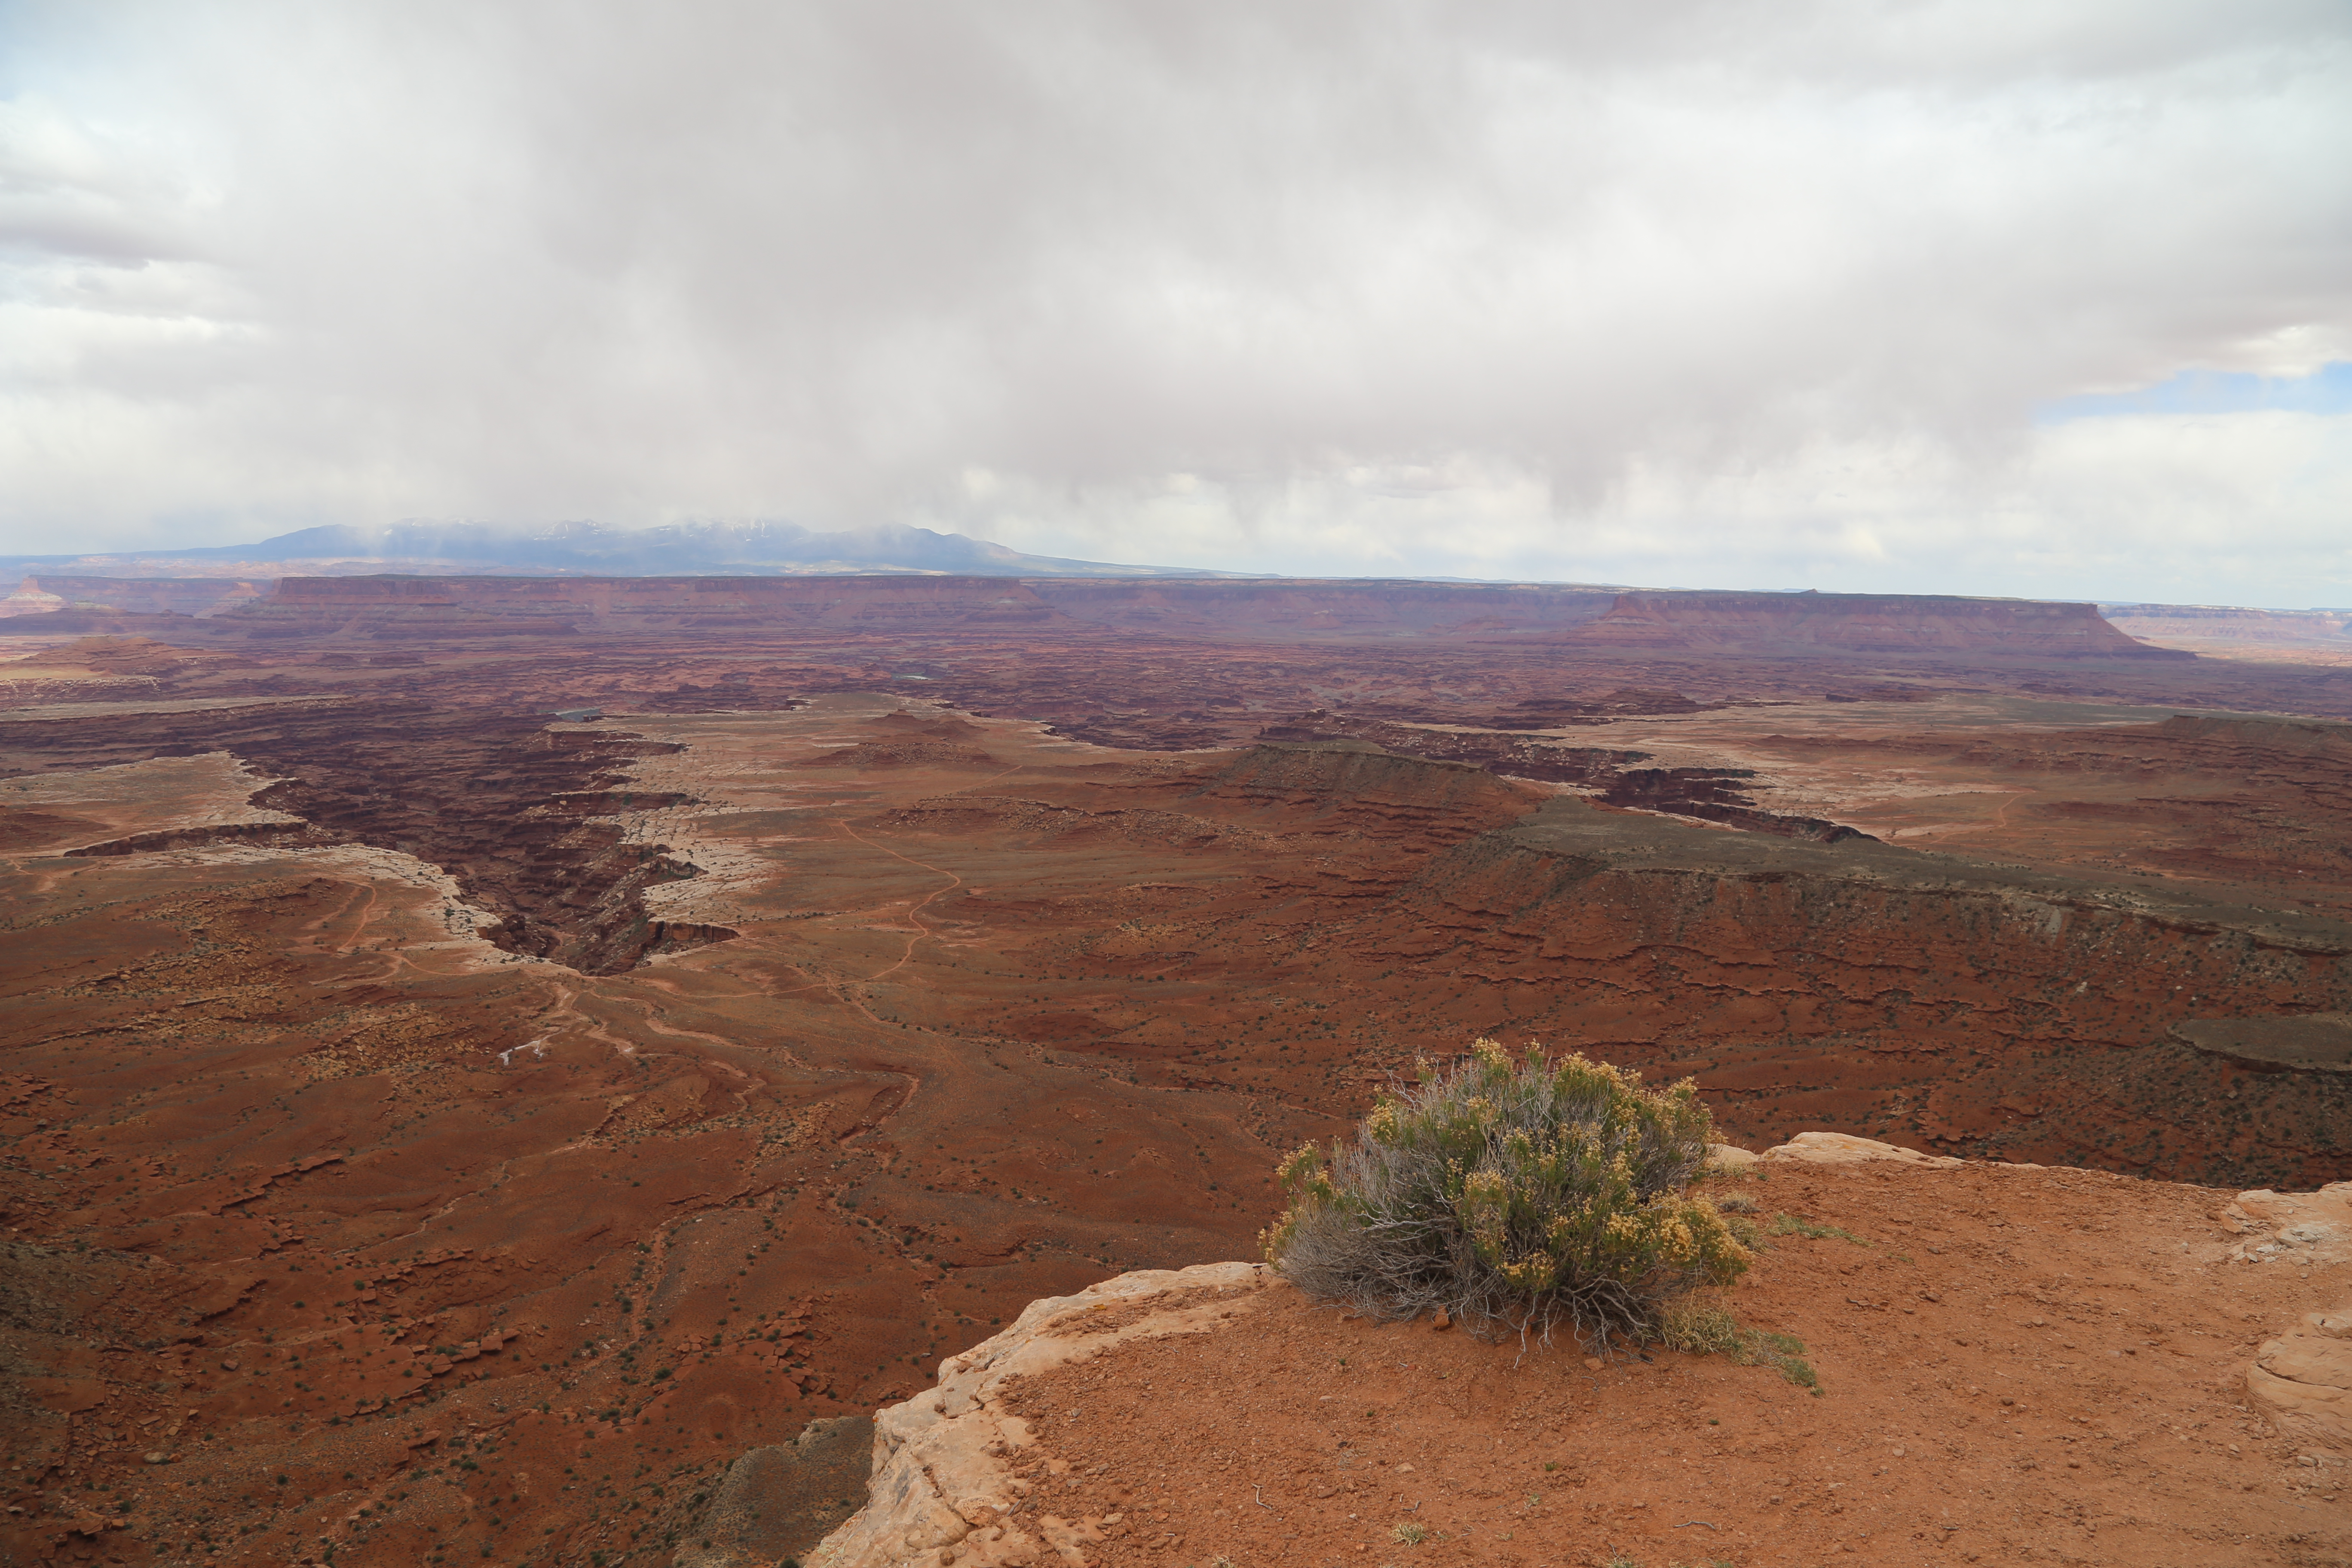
2249,1303,2352,1451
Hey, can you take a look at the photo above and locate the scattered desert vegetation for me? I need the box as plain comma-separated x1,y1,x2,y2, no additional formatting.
1262,1038,1749,1348
1657,1295,1821,1390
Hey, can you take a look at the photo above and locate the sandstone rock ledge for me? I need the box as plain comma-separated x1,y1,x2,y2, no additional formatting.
1757,1130,1961,1168
810,1262,1272,1568
2251,1305,2352,1450
807,1143,2352,1568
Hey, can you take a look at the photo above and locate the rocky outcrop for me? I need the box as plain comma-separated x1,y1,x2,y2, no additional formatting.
2223,1183,2352,1267
2248,1305,2352,1451
810,1263,1271,1568
1759,1131,1962,1167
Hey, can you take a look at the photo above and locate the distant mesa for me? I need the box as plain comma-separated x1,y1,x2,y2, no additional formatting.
1553,589,2188,658
0,522,2193,661
1,570,2184,662
2104,602,2352,649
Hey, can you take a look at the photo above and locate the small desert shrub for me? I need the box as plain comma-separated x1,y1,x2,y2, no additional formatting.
1659,1297,1819,1390
1768,1213,1870,1246
1262,1039,1749,1348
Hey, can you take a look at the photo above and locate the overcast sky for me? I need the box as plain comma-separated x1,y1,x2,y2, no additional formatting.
3,1,2348,603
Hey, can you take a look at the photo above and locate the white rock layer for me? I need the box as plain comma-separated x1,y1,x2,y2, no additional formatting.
810,1262,1273,1568
1759,1131,1962,1168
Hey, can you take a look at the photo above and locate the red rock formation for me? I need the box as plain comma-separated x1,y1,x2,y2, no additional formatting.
1379,795,2352,1181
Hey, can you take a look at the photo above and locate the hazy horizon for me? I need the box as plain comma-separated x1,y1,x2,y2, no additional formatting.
3,2,2347,604
3,518,2351,613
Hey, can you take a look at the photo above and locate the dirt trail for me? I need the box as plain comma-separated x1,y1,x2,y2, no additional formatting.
835,819,967,980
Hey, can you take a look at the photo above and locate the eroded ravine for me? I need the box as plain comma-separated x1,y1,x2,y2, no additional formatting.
1,700,737,974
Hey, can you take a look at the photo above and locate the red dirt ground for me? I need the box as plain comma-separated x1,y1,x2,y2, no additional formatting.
995,1159,2351,1568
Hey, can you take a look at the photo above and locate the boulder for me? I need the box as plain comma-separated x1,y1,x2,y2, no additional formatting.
2248,1304,2352,1451
1758,1131,1961,1169
2221,1182,2352,1266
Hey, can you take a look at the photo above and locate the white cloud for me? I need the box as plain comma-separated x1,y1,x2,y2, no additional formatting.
0,0,2347,601
927,411,2352,604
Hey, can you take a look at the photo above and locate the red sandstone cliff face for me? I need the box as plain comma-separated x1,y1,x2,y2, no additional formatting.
1562,589,2184,657
1376,798,2352,1181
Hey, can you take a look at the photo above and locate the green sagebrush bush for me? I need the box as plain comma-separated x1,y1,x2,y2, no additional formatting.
1261,1038,1748,1348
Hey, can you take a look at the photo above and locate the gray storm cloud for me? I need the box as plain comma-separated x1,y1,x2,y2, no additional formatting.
1,0,2348,600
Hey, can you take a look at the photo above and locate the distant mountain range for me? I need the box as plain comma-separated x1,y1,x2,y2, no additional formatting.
0,519,1227,579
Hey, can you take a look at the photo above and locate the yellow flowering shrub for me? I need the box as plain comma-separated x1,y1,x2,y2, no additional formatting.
1261,1038,1749,1348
